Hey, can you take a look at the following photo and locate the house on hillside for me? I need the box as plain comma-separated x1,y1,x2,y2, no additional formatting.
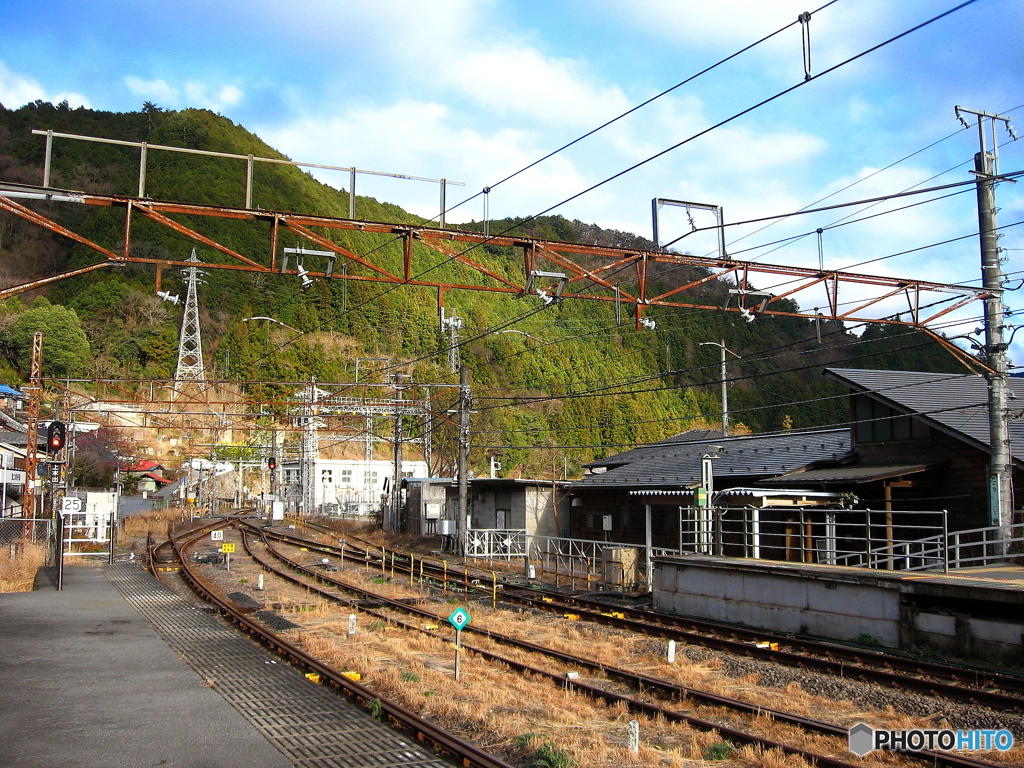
0,432,28,517
0,385,25,411
761,368,1024,532
123,458,173,494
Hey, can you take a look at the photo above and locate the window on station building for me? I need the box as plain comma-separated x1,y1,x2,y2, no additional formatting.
321,469,333,484
340,469,353,484
853,394,929,444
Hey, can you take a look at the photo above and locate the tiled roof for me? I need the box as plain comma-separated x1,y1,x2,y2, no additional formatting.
762,463,937,485
825,368,1024,464
586,429,722,469
571,429,850,489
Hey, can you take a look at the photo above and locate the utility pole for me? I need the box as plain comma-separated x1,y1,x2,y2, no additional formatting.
300,380,320,517
956,106,1018,540
457,365,470,554
699,339,739,437
390,375,405,532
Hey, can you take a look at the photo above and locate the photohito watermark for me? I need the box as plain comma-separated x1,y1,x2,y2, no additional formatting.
848,723,1014,756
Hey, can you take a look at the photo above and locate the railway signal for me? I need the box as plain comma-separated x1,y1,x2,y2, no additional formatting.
46,421,66,453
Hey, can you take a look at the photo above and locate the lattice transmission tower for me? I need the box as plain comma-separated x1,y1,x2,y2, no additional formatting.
175,249,207,382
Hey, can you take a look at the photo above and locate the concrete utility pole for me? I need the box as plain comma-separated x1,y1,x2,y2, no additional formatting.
955,106,1018,538
390,376,405,533
300,381,320,517
699,340,739,437
457,365,470,553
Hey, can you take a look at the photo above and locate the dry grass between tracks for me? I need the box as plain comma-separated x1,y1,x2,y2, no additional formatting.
0,541,46,592
202,532,1024,767
121,511,174,541
294,621,822,768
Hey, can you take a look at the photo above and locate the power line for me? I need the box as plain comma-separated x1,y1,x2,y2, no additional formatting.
245,1,980,372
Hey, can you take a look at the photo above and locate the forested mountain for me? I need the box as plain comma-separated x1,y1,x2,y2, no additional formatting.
0,101,964,476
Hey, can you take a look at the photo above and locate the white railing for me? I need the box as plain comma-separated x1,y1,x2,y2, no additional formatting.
465,528,679,590
462,518,1023,585
834,535,946,571
948,522,1024,568
465,528,527,559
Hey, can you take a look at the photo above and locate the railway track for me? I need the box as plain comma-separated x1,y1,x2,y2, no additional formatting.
284,521,1024,712
232,521,1008,768
153,522,517,768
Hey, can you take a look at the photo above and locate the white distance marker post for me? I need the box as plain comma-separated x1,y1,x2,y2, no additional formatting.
667,639,676,663
447,607,472,681
348,614,357,637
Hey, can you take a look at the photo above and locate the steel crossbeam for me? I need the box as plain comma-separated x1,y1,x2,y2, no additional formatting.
0,186,989,331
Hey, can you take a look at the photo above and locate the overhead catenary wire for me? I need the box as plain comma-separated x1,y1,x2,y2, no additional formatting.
471,322,986,412
244,0,981,374
468,296,988,401
470,367,991,451
611,104,1023,299
240,8,838,368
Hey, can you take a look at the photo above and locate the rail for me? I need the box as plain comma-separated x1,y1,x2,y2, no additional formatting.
169,525,515,768
240,522,1011,768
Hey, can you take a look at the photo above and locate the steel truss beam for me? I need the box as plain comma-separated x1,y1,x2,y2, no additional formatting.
45,377,459,434
0,186,989,331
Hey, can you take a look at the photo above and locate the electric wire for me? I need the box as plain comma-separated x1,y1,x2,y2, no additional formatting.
241,0,980,373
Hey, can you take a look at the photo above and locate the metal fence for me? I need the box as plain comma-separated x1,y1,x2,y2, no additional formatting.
463,512,1024,589
465,528,679,590
948,522,1024,568
680,506,949,572
0,517,56,564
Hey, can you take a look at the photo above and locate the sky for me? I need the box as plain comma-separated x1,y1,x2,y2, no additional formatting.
1,0,1023,360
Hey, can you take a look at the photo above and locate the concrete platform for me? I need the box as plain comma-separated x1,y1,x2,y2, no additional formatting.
652,555,1024,664
0,563,449,768
0,563,292,768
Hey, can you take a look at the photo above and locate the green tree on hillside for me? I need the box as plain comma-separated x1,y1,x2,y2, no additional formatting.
5,299,91,377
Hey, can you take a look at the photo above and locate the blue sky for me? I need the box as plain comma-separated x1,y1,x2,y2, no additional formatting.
1,0,1022,359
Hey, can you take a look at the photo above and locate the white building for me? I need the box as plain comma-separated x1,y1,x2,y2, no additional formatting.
280,457,428,515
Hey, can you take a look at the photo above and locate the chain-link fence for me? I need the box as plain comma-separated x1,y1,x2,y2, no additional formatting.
0,518,56,564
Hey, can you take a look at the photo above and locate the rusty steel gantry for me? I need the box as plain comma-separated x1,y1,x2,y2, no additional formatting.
0,183,990,354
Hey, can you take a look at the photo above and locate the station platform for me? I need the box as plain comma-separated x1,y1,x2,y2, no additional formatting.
652,554,1024,664
0,563,448,768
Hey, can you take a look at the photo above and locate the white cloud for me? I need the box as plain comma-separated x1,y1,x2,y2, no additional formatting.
440,45,630,127
0,61,90,109
125,75,244,111
257,98,594,224
590,0,896,72
125,76,178,104
217,85,243,106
